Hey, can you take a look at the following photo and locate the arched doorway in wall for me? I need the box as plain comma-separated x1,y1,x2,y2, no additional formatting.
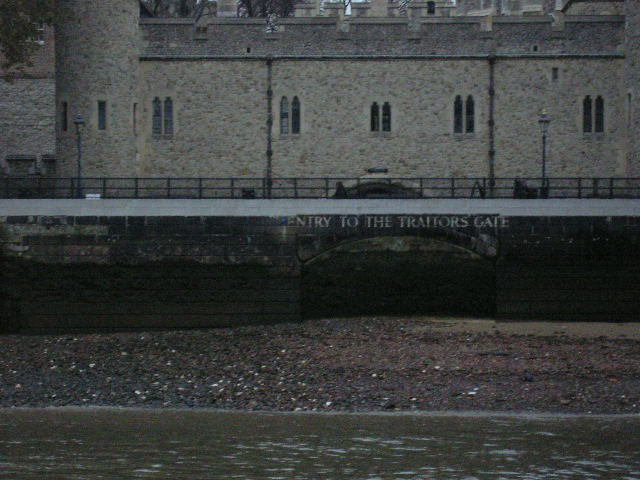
301,236,496,319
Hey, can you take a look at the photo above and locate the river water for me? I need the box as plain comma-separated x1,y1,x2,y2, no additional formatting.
0,409,638,479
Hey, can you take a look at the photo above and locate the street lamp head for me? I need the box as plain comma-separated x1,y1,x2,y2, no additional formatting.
74,114,85,126
538,109,550,134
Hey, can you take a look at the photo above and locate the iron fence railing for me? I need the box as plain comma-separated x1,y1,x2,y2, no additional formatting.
1,176,639,199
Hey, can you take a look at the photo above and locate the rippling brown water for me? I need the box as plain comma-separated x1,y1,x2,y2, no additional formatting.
0,409,638,479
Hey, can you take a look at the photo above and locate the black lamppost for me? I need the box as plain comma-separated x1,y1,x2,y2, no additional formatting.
74,114,85,198
538,110,550,197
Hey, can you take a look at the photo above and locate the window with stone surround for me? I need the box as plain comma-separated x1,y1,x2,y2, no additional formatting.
133,103,138,135
454,96,463,133
164,97,173,135
152,96,174,137
454,95,474,135
152,97,162,135
370,102,380,132
583,95,604,134
382,102,391,132
279,96,301,135
97,101,107,130
583,96,592,133
371,102,391,132
465,95,475,133
280,97,289,134
61,102,68,132
594,96,604,133
291,97,300,134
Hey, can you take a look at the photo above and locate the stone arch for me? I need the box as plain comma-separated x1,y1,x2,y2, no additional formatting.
300,234,497,319
297,228,498,264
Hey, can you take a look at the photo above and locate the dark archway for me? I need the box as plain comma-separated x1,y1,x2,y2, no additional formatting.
301,236,496,319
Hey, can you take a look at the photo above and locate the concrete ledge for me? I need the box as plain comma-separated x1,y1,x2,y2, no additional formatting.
2,198,640,217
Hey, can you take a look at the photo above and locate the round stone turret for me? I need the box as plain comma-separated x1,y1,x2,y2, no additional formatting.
55,0,140,177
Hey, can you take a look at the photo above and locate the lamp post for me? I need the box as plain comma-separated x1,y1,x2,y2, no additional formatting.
538,110,550,197
74,114,85,198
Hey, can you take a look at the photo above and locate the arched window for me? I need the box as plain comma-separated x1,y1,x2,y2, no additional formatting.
152,97,162,135
427,1,435,14
280,97,289,135
371,102,380,132
454,95,463,133
465,95,475,133
583,95,592,133
291,96,301,134
152,96,174,136
382,102,391,132
163,97,173,135
594,96,604,133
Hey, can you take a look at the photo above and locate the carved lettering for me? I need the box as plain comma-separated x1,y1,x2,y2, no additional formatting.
340,216,359,228
288,215,508,229
366,215,393,228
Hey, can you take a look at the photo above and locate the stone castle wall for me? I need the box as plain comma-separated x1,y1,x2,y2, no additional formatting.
626,0,640,177
3,205,639,331
0,79,55,171
48,2,638,180
55,0,141,177
0,25,55,174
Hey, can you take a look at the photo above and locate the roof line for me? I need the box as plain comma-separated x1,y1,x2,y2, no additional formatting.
139,53,625,61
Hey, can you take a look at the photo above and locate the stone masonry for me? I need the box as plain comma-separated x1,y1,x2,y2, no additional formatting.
48,0,640,182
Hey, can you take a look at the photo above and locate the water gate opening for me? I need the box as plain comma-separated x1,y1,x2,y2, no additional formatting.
301,237,495,319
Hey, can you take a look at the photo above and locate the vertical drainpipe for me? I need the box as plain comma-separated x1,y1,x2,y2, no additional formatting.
488,53,496,196
266,55,274,198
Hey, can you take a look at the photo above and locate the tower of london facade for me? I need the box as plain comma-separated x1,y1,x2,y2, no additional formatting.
48,0,640,181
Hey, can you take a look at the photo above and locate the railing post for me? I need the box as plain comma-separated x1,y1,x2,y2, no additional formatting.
230,178,235,199
134,178,139,198
102,177,107,198
325,178,329,198
577,178,581,199
609,177,614,199
450,178,455,198
198,178,203,199
293,178,298,199
592,178,599,198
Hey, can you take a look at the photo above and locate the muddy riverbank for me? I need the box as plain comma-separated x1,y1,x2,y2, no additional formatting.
0,317,638,414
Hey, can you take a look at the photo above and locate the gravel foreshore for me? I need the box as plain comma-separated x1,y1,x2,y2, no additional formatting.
0,317,638,414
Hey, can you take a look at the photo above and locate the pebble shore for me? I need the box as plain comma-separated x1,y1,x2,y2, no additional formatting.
0,317,638,414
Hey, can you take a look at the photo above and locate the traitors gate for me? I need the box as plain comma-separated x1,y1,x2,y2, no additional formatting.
1,198,639,332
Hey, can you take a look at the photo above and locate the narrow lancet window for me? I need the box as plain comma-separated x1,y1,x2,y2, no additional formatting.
98,101,107,130
382,102,391,132
371,102,380,132
152,97,162,135
465,95,475,133
61,102,68,132
583,96,592,133
594,96,604,133
291,96,300,134
133,103,138,135
454,95,463,133
164,97,173,135
280,97,289,135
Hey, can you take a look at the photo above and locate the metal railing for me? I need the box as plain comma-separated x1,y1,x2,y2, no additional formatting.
1,176,639,199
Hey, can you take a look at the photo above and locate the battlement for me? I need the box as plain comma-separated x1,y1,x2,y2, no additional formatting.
140,14,625,58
